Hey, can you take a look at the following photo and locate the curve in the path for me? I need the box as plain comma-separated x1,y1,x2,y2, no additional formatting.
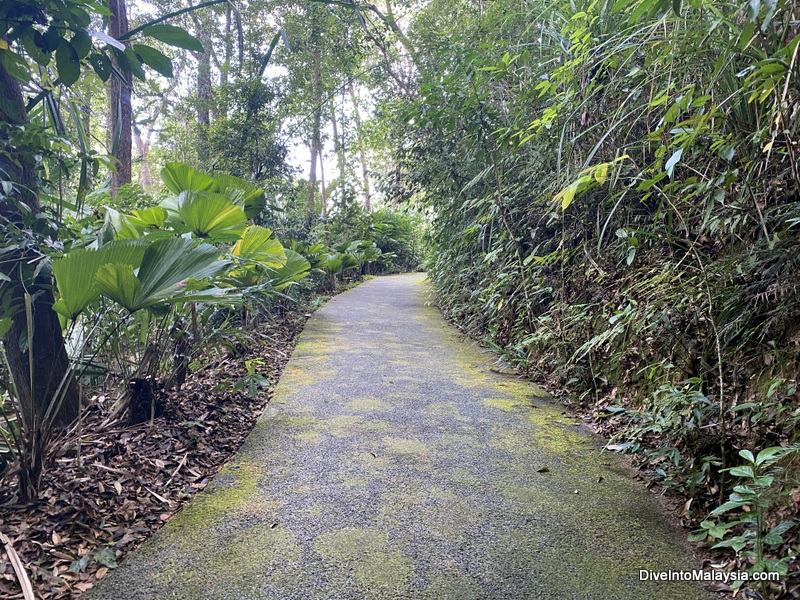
88,273,711,600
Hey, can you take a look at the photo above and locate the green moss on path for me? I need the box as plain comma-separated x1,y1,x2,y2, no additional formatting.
86,273,712,600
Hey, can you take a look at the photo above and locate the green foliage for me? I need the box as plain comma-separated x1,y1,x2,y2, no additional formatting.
0,0,202,117
52,240,149,319
231,358,270,399
382,0,800,576
204,80,289,182
263,248,312,291
691,446,799,591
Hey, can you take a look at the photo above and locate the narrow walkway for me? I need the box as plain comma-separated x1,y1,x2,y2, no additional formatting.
89,274,710,599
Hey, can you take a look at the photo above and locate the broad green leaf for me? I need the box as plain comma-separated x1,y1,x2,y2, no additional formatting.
128,207,168,229
214,174,266,219
556,181,578,211
232,226,286,268
102,206,142,239
739,449,755,463
142,24,204,53
123,46,146,80
20,29,51,66
321,253,343,275
264,249,311,290
71,30,92,59
710,499,748,515
161,162,217,194
95,263,142,311
42,26,60,52
89,52,112,81
755,446,788,465
132,44,173,78
55,39,80,86
135,237,228,307
177,191,247,241
52,240,149,319
728,465,755,478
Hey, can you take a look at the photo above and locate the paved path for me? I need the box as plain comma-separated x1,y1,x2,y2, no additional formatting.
88,273,710,599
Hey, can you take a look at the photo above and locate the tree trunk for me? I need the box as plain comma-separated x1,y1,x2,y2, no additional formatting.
222,4,232,88
196,27,212,160
308,145,318,217
348,85,372,211
133,125,152,188
0,63,80,428
319,150,327,219
80,90,93,189
108,0,132,195
308,35,323,217
330,98,345,181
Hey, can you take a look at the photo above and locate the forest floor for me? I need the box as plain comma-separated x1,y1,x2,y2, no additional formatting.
0,295,321,599
81,273,710,600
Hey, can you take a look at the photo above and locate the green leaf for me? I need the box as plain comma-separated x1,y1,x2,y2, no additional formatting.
43,26,60,52
135,238,228,307
142,24,204,52
89,52,112,81
90,547,118,569
20,29,51,67
0,317,12,339
0,49,31,83
755,446,788,466
55,39,81,86
712,537,749,552
232,226,286,268
128,207,168,229
175,191,247,242
687,530,707,542
214,174,266,219
132,44,173,77
71,30,92,59
123,47,146,80
264,249,311,290
161,162,217,194
739,449,755,464
52,240,149,319
728,465,755,478
711,499,748,515
95,263,142,311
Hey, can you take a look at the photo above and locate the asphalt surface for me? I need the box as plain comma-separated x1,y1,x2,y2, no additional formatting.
86,273,712,599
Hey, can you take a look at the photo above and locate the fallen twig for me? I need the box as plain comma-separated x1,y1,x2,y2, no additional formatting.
1,531,35,600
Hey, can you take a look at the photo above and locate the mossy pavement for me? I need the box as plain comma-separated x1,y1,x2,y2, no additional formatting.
87,273,712,599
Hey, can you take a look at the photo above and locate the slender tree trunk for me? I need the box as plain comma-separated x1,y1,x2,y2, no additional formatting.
308,145,318,216
330,98,345,179
133,125,152,188
320,150,327,219
0,63,80,428
223,4,232,88
196,27,212,160
308,33,323,217
80,89,93,189
348,85,372,211
108,0,132,195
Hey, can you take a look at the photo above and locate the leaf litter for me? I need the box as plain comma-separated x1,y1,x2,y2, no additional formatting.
0,311,308,599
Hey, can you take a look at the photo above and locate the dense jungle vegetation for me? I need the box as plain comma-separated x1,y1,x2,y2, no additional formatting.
1,0,799,595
